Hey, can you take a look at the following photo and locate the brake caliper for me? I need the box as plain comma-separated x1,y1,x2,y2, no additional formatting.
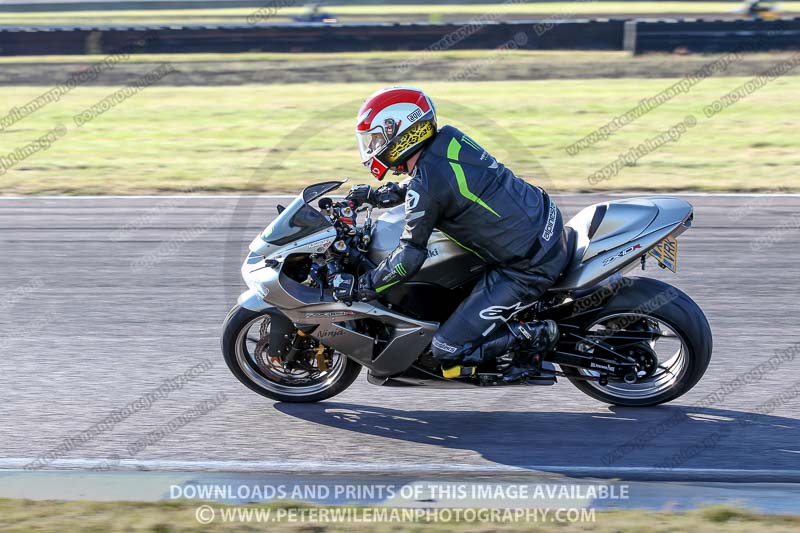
315,343,330,373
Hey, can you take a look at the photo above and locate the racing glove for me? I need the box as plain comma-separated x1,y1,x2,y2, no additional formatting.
372,182,407,208
331,273,356,304
346,182,406,208
356,273,378,302
345,184,376,208
332,273,377,303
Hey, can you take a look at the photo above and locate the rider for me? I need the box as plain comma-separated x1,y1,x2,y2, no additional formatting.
346,87,570,380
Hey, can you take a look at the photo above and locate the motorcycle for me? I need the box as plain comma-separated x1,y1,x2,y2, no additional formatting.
222,180,712,406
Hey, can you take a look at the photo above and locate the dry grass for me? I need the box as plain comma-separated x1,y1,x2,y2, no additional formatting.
2,500,800,532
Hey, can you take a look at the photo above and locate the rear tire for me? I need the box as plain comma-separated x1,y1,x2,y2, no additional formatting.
221,305,362,403
561,277,712,407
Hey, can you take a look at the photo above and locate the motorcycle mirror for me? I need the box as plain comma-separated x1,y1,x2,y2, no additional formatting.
318,198,333,210
276,204,286,214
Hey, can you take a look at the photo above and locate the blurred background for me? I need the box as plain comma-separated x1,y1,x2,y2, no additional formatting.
0,0,798,195
2,3,800,530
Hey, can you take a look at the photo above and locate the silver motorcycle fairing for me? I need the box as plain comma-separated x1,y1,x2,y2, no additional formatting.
552,197,693,291
282,303,437,377
239,258,437,377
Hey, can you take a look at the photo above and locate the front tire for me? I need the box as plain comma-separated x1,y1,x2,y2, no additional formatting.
561,277,712,407
221,305,362,403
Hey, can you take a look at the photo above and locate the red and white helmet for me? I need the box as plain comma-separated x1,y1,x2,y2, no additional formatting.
356,87,437,180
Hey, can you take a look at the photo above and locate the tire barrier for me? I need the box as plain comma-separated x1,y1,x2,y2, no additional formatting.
625,18,800,54
0,21,624,56
0,18,798,56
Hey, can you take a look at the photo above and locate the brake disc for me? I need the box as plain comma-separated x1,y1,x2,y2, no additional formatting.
253,318,283,372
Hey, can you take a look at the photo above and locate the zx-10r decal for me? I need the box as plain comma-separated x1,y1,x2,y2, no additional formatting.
602,244,642,267
304,311,355,318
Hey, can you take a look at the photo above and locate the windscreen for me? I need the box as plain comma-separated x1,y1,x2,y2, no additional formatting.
261,195,331,246
302,180,347,203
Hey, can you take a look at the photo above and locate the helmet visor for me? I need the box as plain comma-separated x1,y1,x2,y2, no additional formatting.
357,126,388,163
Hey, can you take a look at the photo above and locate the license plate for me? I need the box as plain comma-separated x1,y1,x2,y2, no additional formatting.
649,235,678,273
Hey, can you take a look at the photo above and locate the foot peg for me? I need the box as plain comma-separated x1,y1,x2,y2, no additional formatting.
502,361,557,385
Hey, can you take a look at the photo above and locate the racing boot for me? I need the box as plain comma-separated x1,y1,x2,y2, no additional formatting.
439,346,485,379
418,352,479,379
512,319,560,356
440,320,559,380
500,320,560,382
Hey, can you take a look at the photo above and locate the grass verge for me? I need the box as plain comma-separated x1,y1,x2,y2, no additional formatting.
2,500,800,532
1,51,795,85
0,76,798,195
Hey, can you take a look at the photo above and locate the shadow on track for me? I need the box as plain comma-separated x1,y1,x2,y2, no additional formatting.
275,402,800,478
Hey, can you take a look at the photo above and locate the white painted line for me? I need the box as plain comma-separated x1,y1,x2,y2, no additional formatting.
605,193,800,198
2,457,800,479
4,458,522,472
0,195,298,200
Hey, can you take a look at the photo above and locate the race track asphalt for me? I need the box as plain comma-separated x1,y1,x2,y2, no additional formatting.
1,194,799,484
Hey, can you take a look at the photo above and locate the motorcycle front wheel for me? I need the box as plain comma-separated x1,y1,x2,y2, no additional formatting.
221,305,362,403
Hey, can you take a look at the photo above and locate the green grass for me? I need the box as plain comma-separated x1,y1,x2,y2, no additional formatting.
1,500,800,532
0,2,797,26
1,75,798,195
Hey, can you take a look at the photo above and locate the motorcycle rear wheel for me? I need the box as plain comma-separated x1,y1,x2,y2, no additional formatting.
561,277,712,407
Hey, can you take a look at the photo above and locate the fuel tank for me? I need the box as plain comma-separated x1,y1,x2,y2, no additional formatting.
367,206,483,289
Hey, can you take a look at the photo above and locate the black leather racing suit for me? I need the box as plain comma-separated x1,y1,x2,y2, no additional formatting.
364,125,570,364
